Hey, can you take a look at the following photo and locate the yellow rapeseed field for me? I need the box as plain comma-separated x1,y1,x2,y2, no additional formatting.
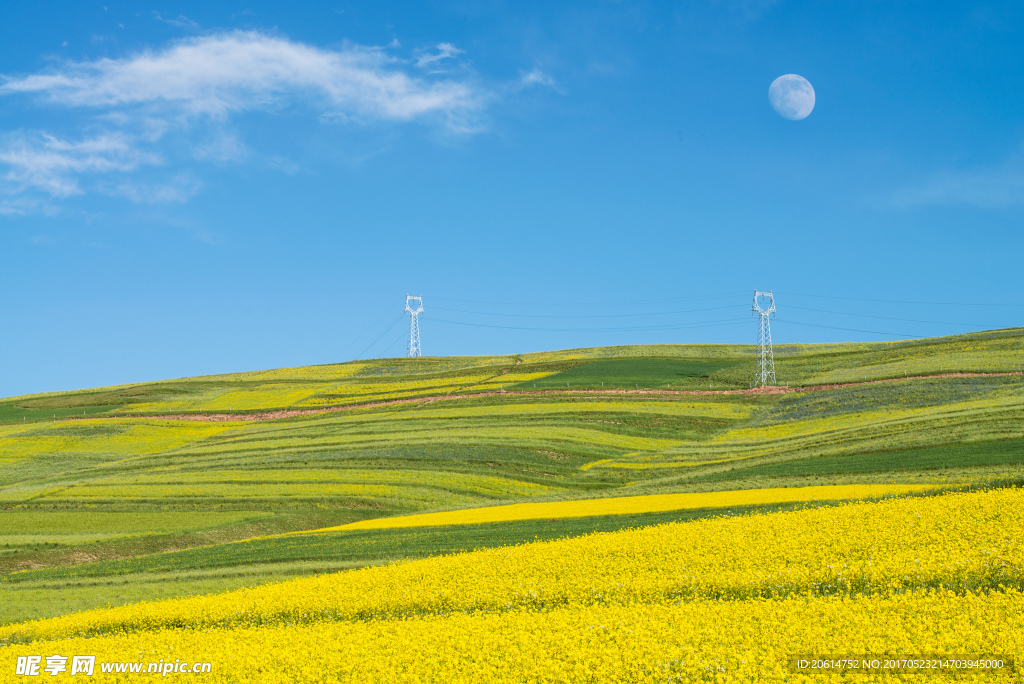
3,487,1016,639
3,591,1020,682
2,488,1020,682
315,483,936,531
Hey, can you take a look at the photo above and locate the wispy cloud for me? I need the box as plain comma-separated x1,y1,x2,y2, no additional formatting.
0,199,33,216
0,31,486,211
414,43,464,71
0,132,159,197
190,131,247,163
0,31,480,122
518,68,558,90
890,156,1024,209
152,11,200,30
103,173,203,204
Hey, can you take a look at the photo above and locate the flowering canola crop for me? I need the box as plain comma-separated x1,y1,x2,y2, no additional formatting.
315,483,936,531
2,488,1021,682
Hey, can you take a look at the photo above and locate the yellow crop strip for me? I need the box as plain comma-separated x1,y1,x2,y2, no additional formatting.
313,483,935,531
7,485,1009,645
2,591,1020,682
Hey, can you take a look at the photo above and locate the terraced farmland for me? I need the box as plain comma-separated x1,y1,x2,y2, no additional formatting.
0,327,1022,634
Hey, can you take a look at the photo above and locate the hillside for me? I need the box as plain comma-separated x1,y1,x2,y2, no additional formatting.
1,328,1023,624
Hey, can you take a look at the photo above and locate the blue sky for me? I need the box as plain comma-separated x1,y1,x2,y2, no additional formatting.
1,1,1022,396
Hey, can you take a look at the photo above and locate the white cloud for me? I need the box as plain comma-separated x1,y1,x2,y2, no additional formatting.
153,11,200,30
104,173,202,204
0,200,28,215
0,31,480,123
890,158,1024,209
0,132,159,197
518,68,557,90
0,31,486,211
414,43,464,70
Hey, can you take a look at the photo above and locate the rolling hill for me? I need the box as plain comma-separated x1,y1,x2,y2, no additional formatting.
1,327,1022,624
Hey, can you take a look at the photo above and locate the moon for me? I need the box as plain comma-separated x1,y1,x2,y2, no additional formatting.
769,74,815,120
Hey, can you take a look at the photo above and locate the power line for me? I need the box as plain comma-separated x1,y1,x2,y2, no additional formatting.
339,305,399,360
379,329,409,358
424,291,748,308
353,289,1017,359
776,319,920,339
424,315,749,334
429,303,740,320
786,304,1003,329
354,313,405,360
433,298,1014,331
779,291,1024,308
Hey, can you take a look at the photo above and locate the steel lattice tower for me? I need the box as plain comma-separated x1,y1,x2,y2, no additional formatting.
405,295,424,357
752,290,777,386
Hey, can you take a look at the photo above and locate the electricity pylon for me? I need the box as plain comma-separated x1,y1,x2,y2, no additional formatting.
752,290,776,386
405,295,424,357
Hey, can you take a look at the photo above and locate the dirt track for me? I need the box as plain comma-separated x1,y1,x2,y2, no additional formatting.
69,371,1023,423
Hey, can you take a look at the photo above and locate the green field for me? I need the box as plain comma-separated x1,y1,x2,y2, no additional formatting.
1,327,1023,625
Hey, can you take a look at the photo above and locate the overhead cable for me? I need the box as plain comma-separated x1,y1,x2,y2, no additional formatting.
378,329,409,359
429,303,740,320
355,313,406,360
340,305,402,360
424,315,749,334
779,291,1024,309
424,291,748,308
775,319,920,339
785,304,1002,329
